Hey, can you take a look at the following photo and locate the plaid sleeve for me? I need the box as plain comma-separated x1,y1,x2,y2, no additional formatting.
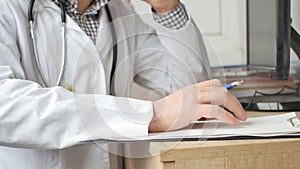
152,3,189,30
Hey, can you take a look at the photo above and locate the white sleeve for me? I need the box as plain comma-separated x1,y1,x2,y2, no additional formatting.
0,79,152,150
0,8,152,150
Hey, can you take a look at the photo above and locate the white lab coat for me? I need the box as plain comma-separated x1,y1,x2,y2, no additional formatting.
0,0,210,168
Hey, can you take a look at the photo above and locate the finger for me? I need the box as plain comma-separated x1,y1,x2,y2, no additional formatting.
196,79,223,88
197,87,247,121
124,0,130,3
197,104,240,126
198,86,226,104
222,90,247,121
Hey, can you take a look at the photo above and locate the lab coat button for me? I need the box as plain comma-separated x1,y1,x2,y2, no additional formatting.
82,16,87,22
65,85,73,91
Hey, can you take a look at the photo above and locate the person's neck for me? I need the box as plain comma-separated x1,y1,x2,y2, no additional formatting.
77,0,92,14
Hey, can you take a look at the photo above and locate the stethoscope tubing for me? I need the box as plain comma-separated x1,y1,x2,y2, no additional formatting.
105,4,117,96
28,0,117,95
28,0,66,87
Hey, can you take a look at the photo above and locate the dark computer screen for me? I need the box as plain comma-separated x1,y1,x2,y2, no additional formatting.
247,0,291,80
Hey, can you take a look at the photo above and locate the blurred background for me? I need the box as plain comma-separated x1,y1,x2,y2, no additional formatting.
131,0,300,70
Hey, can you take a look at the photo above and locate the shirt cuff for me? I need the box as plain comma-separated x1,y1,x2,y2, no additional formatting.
152,3,189,30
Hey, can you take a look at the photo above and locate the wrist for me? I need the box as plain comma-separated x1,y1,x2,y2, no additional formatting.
149,99,165,132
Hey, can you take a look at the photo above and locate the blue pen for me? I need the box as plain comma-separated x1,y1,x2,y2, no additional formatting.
225,80,244,90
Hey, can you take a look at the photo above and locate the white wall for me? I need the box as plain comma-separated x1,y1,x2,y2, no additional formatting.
292,0,300,32
180,0,221,34
290,0,300,76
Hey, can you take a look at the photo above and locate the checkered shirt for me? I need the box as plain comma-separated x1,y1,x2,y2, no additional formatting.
56,0,102,43
53,0,189,43
153,2,189,30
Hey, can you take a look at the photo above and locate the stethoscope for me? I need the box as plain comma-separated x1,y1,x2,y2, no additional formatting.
28,0,118,95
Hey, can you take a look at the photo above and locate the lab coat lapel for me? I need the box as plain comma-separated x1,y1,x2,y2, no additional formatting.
63,16,107,94
34,0,107,94
95,8,114,94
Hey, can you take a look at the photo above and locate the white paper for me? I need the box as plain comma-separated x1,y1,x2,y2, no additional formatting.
92,112,300,142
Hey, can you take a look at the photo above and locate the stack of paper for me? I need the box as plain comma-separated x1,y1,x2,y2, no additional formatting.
94,112,300,143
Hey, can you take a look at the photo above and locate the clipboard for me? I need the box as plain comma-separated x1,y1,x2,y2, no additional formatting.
86,112,300,144
287,116,300,128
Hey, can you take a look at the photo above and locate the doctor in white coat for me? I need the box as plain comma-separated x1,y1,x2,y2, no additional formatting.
0,0,247,168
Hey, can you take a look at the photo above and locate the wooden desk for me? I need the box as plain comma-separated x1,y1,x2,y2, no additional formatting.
124,112,300,169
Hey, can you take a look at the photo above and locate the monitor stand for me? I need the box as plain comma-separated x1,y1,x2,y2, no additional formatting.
239,92,300,111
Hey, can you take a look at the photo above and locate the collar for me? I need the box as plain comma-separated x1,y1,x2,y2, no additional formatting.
53,0,104,15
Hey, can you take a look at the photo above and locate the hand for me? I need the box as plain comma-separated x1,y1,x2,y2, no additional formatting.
124,0,179,13
149,79,247,132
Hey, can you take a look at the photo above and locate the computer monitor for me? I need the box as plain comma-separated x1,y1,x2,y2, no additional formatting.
247,0,290,80
239,0,300,111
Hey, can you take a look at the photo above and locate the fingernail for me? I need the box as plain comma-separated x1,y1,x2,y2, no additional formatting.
234,118,240,125
242,111,248,121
